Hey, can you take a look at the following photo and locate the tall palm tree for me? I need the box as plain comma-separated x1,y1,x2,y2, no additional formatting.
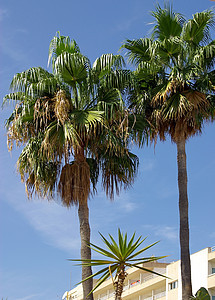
122,5,215,300
4,33,138,300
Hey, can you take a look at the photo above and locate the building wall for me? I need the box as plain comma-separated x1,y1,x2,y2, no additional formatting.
166,260,180,300
62,247,215,300
191,247,208,294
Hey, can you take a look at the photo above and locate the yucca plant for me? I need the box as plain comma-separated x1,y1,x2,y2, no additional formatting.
70,229,167,300
191,287,210,300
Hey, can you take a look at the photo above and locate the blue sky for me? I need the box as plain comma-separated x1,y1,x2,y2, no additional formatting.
0,0,215,299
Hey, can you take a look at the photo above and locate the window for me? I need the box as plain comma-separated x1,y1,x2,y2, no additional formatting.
212,296,215,300
212,267,215,274
169,281,178,290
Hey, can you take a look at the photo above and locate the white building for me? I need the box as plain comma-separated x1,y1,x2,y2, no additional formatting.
62,246,215,300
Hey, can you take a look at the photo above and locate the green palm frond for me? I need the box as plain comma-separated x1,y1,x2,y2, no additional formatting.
70,230,167,296
70,110,104,129
151,3,184,41
54,52,90,85
18,135,59,198
97,88,124,116
86,158,99,193
157,37,182,66
48,31,80,71
193,41,215,69
10,67,58,98
101,150,139,199
191,287,210,300
3,92,32,106
42,120,80,161
93,54,125,73
121,38,154,66
182,10,215,46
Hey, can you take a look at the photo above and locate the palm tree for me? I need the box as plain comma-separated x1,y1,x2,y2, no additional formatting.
122,5,215,300
4,33,138,300
71,229,167,300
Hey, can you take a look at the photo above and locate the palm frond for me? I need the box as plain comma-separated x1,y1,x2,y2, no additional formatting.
18,135,59,198
182,10,215,46
54,52,90,86
93,54,125,73
151,3,184,41
48,31,80,71
70,230,166,296
121,38,154,66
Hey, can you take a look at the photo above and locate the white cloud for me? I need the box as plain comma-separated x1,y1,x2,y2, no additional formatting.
1,38,28,63
122,201,137,212
3,185,80,254
115,191,138,212
141,159,155,171
25,201,80,252
156,226,178,241
0,28,29,65
142,224,178,242
116,15,140,31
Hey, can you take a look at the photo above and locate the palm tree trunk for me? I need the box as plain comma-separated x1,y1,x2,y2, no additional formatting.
114,267,126,300
176,138,192,300
78,202,94,300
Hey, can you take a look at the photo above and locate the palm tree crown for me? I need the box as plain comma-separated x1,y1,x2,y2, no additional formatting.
5,32,138,202
122,5,215,142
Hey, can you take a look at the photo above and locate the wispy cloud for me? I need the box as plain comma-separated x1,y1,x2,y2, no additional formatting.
1,37,28,63
114,191,138,213
116,15,140,31
122,201,137,212
142,224,178,242
141,159,155,172
156,225,178,241
0,26,29,66
15,293,41,300
3,185,80,253
25,201,80,252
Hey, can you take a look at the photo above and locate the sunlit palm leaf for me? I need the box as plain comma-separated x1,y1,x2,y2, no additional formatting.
182,10,215,45
151,3,184,41
70,230,167,296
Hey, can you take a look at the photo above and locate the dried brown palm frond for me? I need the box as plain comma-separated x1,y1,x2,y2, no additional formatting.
24,171,47,199
34,97,53,132
182,90,208,109
116,109,131,142
152,79,185,104
7,122,29,151
54,89,71,124
7,105,35,151
58,159,90,207
150,88,211,142
153,111,203,142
